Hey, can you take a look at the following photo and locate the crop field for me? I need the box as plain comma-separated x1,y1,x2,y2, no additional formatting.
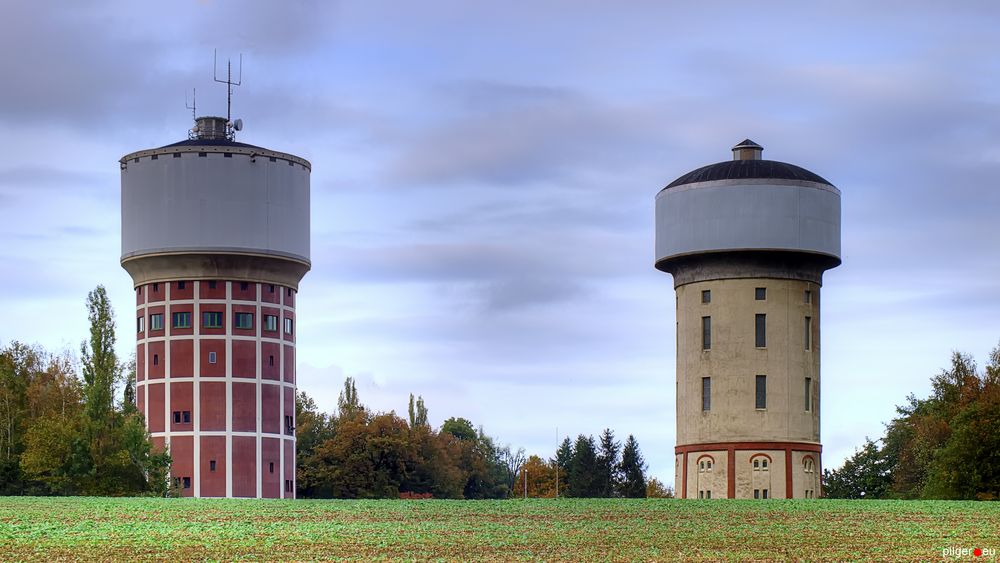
0,497,997,561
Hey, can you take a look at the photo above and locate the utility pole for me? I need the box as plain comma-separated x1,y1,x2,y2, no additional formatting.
524,466,527,499
555,426,559,499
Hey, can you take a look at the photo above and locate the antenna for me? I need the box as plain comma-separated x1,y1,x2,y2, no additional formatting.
213,49,242,124
185,88,197,120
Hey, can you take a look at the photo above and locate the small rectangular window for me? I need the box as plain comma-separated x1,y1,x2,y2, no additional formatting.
755,314,766,348
137,316,144,333
284,318,294,335
269,156,277,162
701,290,711,304
804,290,812,304
172,312,191,329
150,313,164,331
699,490,704,499
203,311,223,328
269,284,275,293
153,354,159,366
183,477,191,489
152,283,159,292
754,489,760,499
706,490,711,499
208,281,217,289
182,411,190,423
151,154,158,161
173,152,181,158
208,351,217,364
702,377,711,411
198,152,207,157
173,411,181,424
223,153,232,158
210,460,216,472
804,316,812,350
287,288,292,297
234,313,254,330
240,282,249,291
762,489,768,499
756,375,767,409
755,287,766,300
269,462,274,474
269,355,274,367
264,315,278,332
178,281,186,290
701,316,711,350
805,377,812,412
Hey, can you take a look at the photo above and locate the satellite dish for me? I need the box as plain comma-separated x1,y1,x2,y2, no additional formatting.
232,118,243,131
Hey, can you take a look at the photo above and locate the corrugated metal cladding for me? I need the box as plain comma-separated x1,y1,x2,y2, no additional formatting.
121,151,310,263
654,180,841,263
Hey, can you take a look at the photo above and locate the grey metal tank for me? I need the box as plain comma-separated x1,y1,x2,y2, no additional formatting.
120,116,311,288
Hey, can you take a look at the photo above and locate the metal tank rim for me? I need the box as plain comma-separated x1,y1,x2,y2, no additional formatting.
120,144,311,171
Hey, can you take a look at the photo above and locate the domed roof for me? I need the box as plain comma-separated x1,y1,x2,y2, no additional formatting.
663,139,834,190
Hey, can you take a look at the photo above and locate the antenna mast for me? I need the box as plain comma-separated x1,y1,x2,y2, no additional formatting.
185,88,197,120
213,49,242,124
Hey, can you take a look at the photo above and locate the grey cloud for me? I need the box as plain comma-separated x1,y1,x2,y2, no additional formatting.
474,276,587,313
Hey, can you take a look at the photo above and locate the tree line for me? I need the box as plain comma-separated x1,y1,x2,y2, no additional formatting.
824,343,1000,500
0,287,169,496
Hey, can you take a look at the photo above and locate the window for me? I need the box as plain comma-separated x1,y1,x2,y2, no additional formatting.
210,460,217,472
208,351,217,364
762,489,768,499
755,375,767,409
208,281,217,290
804,317,812,350
702,377,711,411
152,283,159,292
285,415,294,435
269,355,274,367
203,311,223,328
264,315,278,332
234,313,254,330
701,290,711,304
754,489,760,499
224,153,232,158
705,490,711,499
172,312,191,329
182,411,190,423
198,152,207,157
269,462,274,474
755,314,766,347
804,290,812,304
699,490,704,499
183,477,191,489
755,287,766,300
153,354,159,366
701,316,711,350
284,318,293,335
240,282,249,291
805,377,812,412
287,288,292,297
173,152,181,158
173,411,180,424
269,284,275,293
150,313,163,331
178,281,186,290
804,458,815,474
137,316,144,333
285,480,293,492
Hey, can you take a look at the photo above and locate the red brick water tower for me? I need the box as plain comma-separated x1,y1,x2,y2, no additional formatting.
121,116,310,498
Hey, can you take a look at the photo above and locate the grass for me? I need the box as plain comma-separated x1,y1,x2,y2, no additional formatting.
0,497,997,560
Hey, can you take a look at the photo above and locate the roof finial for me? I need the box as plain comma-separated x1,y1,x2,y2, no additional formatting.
732,138,763,161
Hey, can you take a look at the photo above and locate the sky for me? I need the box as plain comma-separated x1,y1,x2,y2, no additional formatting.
1,1,999,486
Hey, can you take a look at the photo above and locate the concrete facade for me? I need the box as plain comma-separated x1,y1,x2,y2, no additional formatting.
655,140,839,499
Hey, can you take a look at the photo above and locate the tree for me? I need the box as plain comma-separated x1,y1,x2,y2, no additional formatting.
80,286,120,426
822,438,891,499
408,394,428,429
646,477,674,498
619,434,647,498
497,445,526,497
567,434,600,497
441,417,477,442
337,377,363,420
597,428,621,497
295,391,335,498
554,437,572,497
520,455,558,498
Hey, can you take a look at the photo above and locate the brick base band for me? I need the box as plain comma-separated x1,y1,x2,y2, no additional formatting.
676,441,822,499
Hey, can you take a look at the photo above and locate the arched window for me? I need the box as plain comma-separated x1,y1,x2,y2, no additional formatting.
697,455,715,473
750,454,771,472
803,457,815,474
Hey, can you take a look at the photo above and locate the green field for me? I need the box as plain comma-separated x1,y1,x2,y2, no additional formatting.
0,497,996,561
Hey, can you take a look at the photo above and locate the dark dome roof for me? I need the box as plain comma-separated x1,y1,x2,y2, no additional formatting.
664,159,833,189
157,138,265,150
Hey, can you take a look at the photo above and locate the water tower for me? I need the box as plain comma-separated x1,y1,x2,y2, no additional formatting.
121,114,310,498
654,139,840,499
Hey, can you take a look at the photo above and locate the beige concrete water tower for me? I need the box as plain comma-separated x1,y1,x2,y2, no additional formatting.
654,139,841,499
